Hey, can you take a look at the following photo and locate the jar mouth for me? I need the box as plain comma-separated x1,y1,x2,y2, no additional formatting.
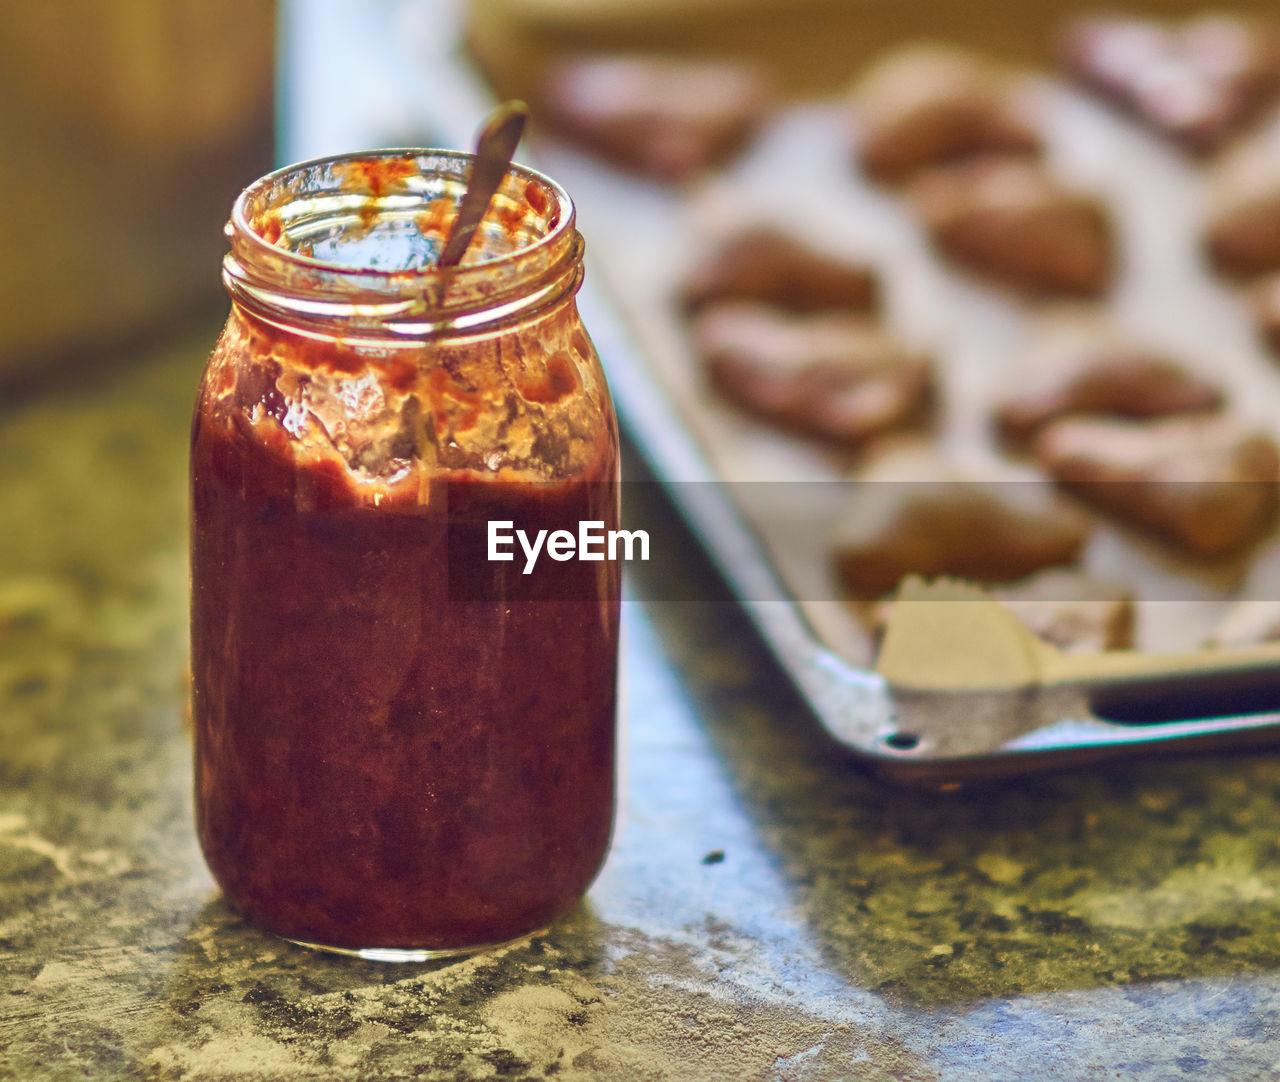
223,149,584,340
229,148,574,278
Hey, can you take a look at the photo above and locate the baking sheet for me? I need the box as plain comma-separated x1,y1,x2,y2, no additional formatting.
534,80,1280,666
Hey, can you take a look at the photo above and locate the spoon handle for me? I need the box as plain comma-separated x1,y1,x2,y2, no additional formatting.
436,100,529,269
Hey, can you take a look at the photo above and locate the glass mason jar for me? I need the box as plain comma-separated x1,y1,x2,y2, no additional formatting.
190,150,620,959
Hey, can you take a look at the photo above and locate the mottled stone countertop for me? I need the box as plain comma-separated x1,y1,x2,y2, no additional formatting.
4,322,1280,1080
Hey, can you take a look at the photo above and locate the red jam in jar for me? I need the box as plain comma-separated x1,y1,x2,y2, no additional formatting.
190,151,620,957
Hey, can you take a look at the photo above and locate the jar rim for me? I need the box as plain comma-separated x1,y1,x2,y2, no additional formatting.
223,148,584,340
228,147,577,281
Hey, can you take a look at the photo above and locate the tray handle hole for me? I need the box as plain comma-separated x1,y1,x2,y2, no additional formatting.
882,731,921,751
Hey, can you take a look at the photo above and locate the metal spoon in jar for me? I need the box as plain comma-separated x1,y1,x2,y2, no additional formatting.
436,100,529,269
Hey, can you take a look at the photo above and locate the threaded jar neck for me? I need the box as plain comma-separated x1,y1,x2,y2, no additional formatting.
222,149,583,343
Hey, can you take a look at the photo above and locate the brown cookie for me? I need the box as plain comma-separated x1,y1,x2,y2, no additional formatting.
682,229,880,314
1253,274,1280,355
851,44,1041,184
994,330,1224,446
1058,15,1280,154
910,158,1113,297
832,444,1091,599
1033,414,1280,557
537,55,773,183
873,568,1134,654
691,305,933,446
1205,124,1280,278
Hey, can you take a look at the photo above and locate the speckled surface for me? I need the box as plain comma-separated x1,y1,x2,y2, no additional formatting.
4,322,1280,1079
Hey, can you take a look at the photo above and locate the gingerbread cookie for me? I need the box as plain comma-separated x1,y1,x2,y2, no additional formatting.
692,304,933,446
910,158,1113,296
1205,120,1280,278
1252,274,1280,355
1034,414,1280,557
832,444,1091,599
538,55,774,183
994,328,1224,446
682,229,881,314
851,44,1041,184
1059,14,1280,154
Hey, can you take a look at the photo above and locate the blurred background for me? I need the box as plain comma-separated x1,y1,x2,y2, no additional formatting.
4,0,1274,392
0,2,273,384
